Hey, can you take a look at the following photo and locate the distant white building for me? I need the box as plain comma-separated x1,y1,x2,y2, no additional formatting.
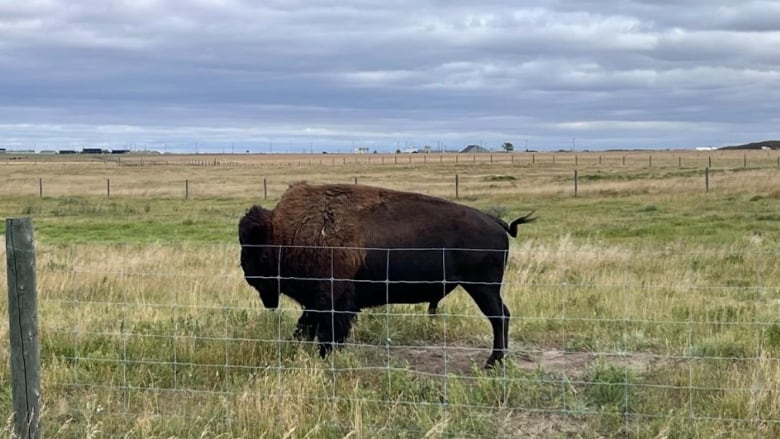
695,147,715,151
402,146,419,153
353,146,370,154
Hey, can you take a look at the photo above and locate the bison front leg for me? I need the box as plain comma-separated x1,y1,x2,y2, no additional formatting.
293,309,318,341
314,282,358,358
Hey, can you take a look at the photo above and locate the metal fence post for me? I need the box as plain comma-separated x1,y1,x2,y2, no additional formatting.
6,217,41,439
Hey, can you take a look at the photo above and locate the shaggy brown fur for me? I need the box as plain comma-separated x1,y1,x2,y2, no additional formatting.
239,182,535,367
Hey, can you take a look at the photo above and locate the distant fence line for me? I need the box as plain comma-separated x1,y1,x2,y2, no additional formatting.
4,150,780,170
27,166,764,200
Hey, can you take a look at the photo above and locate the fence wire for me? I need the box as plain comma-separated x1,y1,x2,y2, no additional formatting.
12,242,780,436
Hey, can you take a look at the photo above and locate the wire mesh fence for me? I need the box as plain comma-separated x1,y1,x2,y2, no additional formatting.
5,240,777,437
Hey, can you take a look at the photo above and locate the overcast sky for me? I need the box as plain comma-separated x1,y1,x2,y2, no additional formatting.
2,0,779,153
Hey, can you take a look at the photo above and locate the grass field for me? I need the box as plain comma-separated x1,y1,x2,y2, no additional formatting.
1,150,779,438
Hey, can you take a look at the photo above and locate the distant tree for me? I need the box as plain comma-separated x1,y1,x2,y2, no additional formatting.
502,142,514,152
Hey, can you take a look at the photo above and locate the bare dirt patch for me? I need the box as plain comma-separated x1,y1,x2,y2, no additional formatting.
392,344,661,378
389,345,660,437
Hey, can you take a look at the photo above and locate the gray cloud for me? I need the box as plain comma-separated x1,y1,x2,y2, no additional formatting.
0,0,778,151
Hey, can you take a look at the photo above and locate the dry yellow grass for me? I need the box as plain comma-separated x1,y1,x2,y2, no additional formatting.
2,150,778,200
1,149,779,437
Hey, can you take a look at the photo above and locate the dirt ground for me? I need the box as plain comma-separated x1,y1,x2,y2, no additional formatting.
392,344,659,378
388,345,660,438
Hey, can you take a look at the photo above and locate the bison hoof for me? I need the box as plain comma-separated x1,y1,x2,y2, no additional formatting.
318,343,334,358
484,354,506,370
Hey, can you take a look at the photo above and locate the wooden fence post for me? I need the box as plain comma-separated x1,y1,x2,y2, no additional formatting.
6,217,41,439
263,178,268,200
574,170,578,198
185,179,189,200
107,178,110,198
455,174,459,199
705,167,709,193
38,178,42,198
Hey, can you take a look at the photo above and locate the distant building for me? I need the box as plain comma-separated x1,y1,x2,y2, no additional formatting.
402,146,419,153
81,148,104,154
353,146,370,154
58,150,77,154
0,148,5,154
460,144,490,153
110,149,130,154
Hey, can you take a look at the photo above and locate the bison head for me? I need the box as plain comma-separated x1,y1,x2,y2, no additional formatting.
238,205,279,309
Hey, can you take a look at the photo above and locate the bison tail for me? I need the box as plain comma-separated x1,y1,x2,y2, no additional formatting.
506,211,536,238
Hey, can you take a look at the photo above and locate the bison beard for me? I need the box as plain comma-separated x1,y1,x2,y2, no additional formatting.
238,182,535,368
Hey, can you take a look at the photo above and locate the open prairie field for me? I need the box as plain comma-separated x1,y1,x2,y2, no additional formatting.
1,149,779,438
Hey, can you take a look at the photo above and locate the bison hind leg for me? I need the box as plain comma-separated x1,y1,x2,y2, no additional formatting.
462,283,510,369
428,284,457,316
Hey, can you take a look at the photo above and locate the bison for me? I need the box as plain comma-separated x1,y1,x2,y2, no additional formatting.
238,182,535,368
